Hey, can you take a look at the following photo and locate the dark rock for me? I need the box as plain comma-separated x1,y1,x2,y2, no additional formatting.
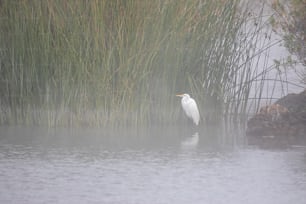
275,90,306,113
246,90,306,137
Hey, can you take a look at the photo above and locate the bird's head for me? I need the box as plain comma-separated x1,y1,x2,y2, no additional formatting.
176,93,190,98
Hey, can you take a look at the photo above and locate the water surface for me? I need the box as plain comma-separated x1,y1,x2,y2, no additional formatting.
0,126,305,204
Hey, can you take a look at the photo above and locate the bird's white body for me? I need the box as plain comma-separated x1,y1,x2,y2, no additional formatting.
176,93,200,125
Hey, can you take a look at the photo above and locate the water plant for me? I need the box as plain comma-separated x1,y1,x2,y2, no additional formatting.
0,0,275,127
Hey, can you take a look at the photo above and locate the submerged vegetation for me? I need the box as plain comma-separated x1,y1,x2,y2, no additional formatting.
0,0,275,127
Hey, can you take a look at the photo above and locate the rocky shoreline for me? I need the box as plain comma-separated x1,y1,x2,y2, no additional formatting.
246,90,306,137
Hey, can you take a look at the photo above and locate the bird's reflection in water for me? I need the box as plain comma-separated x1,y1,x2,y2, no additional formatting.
180,132,199,149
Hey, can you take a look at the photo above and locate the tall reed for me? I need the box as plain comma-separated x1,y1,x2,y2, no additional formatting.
0,0,273,127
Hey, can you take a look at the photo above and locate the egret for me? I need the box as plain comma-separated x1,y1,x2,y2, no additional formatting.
176,93,200,125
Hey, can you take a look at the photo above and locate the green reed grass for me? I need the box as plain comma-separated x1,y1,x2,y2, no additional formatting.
0,0,273,127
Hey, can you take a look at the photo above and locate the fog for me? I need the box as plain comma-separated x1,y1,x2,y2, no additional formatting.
1,1,306,204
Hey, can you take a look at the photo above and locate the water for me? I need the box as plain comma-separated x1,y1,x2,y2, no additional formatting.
0,126,306,204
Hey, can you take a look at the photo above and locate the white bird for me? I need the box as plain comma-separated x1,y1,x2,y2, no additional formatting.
176,93,200,125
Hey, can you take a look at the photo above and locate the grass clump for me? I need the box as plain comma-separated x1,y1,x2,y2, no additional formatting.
0,0,272,127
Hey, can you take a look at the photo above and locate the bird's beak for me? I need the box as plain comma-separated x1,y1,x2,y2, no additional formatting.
176,94,184,97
